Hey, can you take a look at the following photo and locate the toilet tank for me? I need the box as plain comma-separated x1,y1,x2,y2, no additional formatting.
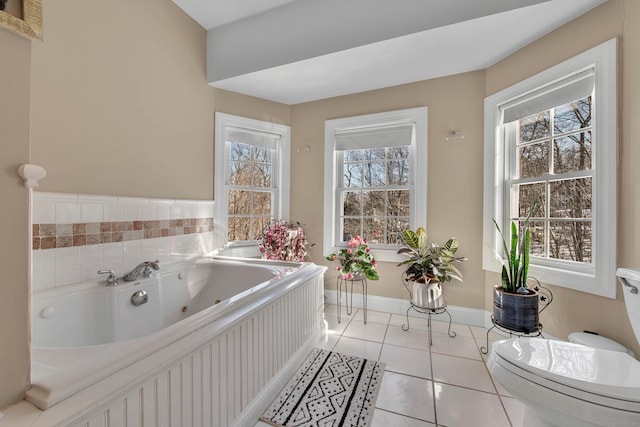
617,268,640,345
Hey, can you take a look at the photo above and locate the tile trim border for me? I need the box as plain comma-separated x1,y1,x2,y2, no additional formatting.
33,218,213,250
32,191,215,250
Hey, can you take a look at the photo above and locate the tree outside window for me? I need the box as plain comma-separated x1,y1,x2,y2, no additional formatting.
227,141,275,241
512,95,592,264
340,146,410,245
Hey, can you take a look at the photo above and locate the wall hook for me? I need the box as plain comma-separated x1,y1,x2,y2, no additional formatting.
445,130,465,142
18,164,47,188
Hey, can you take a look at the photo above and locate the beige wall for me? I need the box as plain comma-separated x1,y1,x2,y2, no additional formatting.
0,29,31,407
291,71,486,308
485,0,640,356
30,0,216,200
214,88,291,126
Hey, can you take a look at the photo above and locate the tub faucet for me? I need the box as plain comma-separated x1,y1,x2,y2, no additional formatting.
97,269,119,286
123,260,160,281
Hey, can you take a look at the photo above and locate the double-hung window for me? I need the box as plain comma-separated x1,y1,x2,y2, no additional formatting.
214,113,290,252
483,39,617,298
324,107,427,261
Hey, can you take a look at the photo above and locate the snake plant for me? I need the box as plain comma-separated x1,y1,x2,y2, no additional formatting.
493,218,531,294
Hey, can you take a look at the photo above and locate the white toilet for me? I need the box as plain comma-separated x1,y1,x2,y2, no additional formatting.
488,268,640,427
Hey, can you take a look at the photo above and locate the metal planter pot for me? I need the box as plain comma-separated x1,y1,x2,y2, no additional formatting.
412,281,444,309
493,285,539,333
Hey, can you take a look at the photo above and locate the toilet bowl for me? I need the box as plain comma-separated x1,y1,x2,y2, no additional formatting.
488,268,640,427
489,338,640,426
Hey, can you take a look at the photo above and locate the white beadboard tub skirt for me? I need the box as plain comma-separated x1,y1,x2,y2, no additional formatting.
21,256,327,427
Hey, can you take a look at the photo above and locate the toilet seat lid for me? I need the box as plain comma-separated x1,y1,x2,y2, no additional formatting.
492,338,640,403
568,332,636,358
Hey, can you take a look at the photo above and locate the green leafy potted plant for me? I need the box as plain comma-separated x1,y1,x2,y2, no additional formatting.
326,235,379,281
397,227,466,309
492,218,541,333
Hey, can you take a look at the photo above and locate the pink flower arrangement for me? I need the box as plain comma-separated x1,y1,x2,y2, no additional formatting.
259,220,313,262
326,235,379,280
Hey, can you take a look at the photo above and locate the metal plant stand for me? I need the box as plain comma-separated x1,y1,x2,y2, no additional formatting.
403,303,456,346
401,276,456,346
337,274,368,324
480,317,544,354
480,280,553,354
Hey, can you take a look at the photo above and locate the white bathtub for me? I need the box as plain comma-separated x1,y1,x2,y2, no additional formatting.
25,256,327,426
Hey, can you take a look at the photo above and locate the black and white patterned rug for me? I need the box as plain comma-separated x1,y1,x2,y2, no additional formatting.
261,348,385,427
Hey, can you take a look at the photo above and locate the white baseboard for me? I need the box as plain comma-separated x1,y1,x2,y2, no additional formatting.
323,290,562,341
324,289,489,328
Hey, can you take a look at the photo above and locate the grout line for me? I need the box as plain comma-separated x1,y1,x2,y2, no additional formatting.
372,408,436,426
427,315,439,426
432,379,502,397
378,312,392,353
382,367,431,381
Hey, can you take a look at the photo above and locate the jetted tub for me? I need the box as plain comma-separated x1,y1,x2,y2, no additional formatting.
26,257,327,426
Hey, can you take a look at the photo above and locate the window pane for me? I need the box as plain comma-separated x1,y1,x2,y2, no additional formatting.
343,218,361,242
517,183,545,218
253,191,272,215
251,217,270,240
342,191,361,216
528,220,546,257
363,218,383,244
228,216,250,241
366,148,386,160
228,190,250,215
229,162,251,185
252,163,272,187
388,159,409,185
387,217,409,245
387,190,410,217
344,162,363,187
518,142,549,178
252,146,271,163
363,191,385,216
364,161,386,186
554,96,592,134
550,178,592,218
549,221,592,263
388,146,409,159
345,149,363,161
229,142,250,161
519,111,550,142
553,132,592,173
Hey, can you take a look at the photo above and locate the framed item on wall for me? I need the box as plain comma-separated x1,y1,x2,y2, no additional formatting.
0,0,42,40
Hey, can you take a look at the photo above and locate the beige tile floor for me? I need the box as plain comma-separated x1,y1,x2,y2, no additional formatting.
257,304,525,427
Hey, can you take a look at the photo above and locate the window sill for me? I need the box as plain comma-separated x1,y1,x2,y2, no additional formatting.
483,258,614,299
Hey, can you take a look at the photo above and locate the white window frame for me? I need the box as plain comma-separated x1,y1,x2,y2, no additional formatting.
483,38,617,298
214,112,291,252
324,107,427,263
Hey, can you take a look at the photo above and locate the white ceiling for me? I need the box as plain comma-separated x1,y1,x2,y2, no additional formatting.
174,0,606,105
175,0,301,30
